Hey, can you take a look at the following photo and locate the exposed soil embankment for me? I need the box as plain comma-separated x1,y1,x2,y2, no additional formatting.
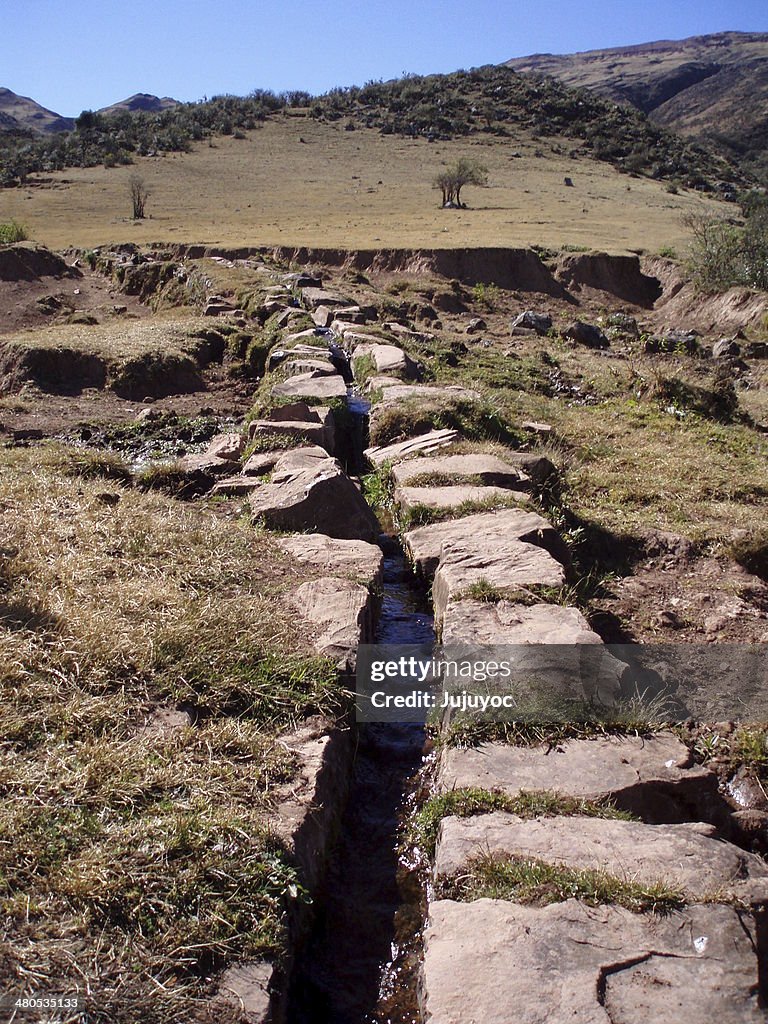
556,252,662,308
0,242,80,282
644,255,768,333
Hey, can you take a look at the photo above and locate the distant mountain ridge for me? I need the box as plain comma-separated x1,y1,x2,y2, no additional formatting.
0,88,178,134
505,31,768,181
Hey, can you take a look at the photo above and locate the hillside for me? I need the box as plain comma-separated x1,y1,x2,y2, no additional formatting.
0,114,733,253
98,93,179,116
505,31,768,181
0,87,75,133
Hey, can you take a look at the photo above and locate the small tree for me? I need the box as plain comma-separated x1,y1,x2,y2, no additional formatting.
129,174,149,219
433,158,488,208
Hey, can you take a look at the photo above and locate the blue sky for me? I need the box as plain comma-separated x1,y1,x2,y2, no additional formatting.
2,0,766,115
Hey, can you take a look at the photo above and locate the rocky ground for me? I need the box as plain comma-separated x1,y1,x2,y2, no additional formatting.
1,239,767,1021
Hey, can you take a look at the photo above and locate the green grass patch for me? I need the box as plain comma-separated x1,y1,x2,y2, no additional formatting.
0,219,28,243
409,787,634,858
439,852,685,913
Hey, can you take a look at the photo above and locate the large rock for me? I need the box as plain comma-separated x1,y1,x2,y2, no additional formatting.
439,733,717,822
365,429,460,467
248,449,380,541
421,899,764,1024
404,507,568,579
510,310,552,335
392,453,531,490
434,813,768,901
301,287,350,310
563,320,609,349
433,539,566,624
395,485,527,516
291,577,375,664
277,534,383,589
284,358,338,377
271,372,348,402
351,343,419,380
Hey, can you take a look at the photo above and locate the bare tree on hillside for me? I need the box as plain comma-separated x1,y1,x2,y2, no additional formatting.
129,174,150,219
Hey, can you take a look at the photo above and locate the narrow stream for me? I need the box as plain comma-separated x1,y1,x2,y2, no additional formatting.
288,547,434,1024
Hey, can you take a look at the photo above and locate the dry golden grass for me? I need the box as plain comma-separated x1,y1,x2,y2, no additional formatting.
0,444,342,1020
0,116,729,254
0,316,207,359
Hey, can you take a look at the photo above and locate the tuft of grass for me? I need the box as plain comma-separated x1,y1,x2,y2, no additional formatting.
61,447,133,485
408,787,634,859
442,694,673,749
0,219,29,243
439,852,686,914
463,577,504,603
135,461,200,498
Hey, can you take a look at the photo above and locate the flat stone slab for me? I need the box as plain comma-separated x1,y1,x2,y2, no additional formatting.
351,343,419,380
404,507,568,579
283,358,338,377
291,577,374,664
439,734,716,821
435,814,768,901
271,372,348,401
392,453,531,490
365,429,460,467
372,383,481,405
441,600,603,645
248,419,334,453
277,534,383,589
421,899,765,1024
249,449,380,541
301,288,349,309
433,539,566,624
395,485,528,514
210,475,264,497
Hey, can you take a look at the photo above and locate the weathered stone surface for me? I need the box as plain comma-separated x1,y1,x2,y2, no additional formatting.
365,429,459,467
312,305,336,328
712,337,741,358
248,419,334,453
262,401,324,423
277,534,383,589
391,453,531,490
465,317,487,334
330,320,383,343
511,310,552,335
205,432,245,460
249,450,380,541
383,321,434,343
271,372,347,402
439,733,717,821
351,343,419,380
301,287,349,310
434,813,768,900
177,452,240,477
284,358,338,377
216,962,272,1023
210,475,264,496
292,577,375,663
563,320,609,348
271,446,332,474
421,899,764,1024
395,485,527,515
242,452,281,476
499,451,557,487
433,539,566,623
404,507,568,579
441,600,602,645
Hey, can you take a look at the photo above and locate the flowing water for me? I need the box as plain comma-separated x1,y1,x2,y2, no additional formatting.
288,548,434,1023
